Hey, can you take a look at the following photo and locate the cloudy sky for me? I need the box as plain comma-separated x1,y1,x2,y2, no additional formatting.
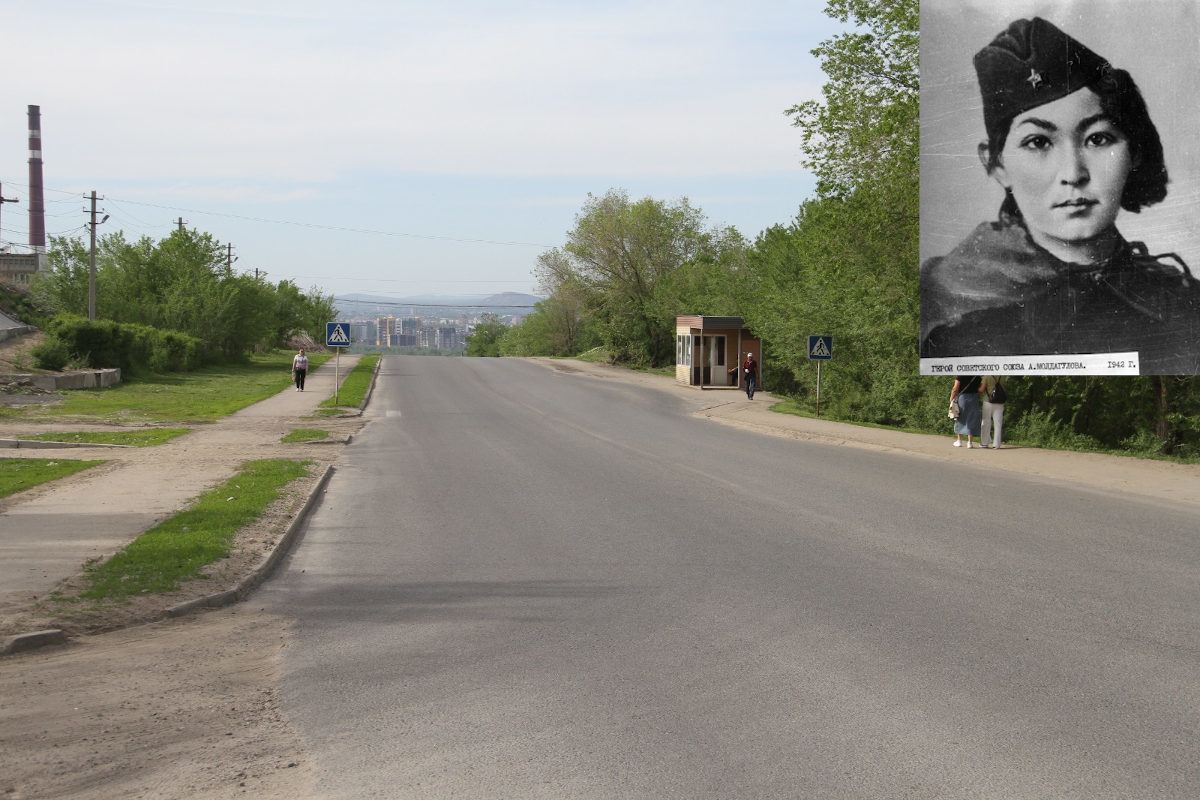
1,0,840,299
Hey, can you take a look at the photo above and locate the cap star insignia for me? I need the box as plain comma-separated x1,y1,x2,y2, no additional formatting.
1026,68,1044,89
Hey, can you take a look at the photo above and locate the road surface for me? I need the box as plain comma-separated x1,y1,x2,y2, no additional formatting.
258,355,1200,798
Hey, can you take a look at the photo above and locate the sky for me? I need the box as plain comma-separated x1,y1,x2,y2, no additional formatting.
1,1,840,300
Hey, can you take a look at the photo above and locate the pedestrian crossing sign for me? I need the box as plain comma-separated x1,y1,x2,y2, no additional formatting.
326,322,351,347
808,335,832,360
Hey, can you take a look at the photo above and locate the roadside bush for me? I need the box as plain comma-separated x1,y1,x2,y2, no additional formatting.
0,281,52,327
1007,408,1101,451
31,335,72,371
42,314,205,375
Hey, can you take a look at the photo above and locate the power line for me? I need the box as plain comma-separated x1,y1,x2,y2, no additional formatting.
335,297,538,309
110,198,555,248
0,177,558,248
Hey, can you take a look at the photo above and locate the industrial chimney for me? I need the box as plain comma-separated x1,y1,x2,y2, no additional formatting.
28,104,45,254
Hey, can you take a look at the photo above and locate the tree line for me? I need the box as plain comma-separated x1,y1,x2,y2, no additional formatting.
470,0,1199,459
28,227,335,369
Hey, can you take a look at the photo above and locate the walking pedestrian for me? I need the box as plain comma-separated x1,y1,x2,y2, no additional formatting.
292,348,309,392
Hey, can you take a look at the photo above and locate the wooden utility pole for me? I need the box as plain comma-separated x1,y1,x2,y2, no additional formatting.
87,191,106,320
0,184,18,248
176,217,187,232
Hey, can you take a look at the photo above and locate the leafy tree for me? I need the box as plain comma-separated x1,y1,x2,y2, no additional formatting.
499,291,601,358
740,0,924,423
33,229,336,361
464,313,507,357
536,189,744,367
784,0,918,201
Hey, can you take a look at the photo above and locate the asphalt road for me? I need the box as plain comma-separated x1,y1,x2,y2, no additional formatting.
259,355,1200,799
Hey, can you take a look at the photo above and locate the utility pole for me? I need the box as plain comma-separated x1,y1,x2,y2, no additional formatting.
0,183,18,248
176,217,187,232
87,191,108,320
225,243,237,275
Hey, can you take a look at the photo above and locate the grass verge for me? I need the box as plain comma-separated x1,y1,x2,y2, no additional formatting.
79,458,310,600
0,458,106,500
0,351,331,424
17,428,191,447
282,428,329,443
319,354,379,411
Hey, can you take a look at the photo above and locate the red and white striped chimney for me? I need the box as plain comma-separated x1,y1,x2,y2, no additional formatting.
28,105,46,254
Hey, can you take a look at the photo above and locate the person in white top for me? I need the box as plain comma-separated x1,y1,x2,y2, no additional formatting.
292,349,309,391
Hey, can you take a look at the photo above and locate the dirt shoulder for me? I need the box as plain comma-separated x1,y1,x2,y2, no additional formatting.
0,352,365,800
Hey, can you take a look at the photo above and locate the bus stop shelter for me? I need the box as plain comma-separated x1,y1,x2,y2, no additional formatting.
675,316,760,390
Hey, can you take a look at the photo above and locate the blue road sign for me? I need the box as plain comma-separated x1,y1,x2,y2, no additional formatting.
326,322,351,347
808,335,832,360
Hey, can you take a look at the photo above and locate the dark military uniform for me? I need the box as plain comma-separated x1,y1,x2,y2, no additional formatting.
920,213,1200,373
919,17,1200,374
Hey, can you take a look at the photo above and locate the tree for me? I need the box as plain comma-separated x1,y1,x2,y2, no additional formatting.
34,229,337,362
536,189,743,367
499,290,600,358
464,314,507,357
784,0,918,201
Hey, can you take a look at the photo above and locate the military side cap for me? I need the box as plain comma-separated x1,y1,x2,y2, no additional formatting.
974,17,1112,139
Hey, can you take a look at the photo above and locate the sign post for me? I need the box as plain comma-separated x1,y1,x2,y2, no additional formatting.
807,335,833,417
326,322,351,404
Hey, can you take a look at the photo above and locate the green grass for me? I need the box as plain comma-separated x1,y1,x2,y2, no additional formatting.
0,351,331,424
79,458,311,600
17,428,191,447
576,347,612,364
0,457,106,499
281,428,329,443
319,354,379,410
769,397,908,432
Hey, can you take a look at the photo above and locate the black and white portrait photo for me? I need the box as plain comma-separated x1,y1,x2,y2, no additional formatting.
919,0,1200,376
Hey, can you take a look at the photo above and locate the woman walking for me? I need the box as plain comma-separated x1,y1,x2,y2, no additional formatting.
951,375,983,448
292,348,309,392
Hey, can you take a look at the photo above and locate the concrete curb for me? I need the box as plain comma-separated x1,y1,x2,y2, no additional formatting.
166,463,336,618
0,464,338,656
0,438,134,449
360,355,381,411
1,628,68,656
0,324,36,343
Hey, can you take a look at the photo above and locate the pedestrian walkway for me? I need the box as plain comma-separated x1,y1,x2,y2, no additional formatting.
543,358,1200,511
0,355,361,620
696,390,1200,509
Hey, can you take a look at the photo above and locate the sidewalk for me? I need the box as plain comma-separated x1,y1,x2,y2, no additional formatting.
544,358,1200,511
0,355,362,634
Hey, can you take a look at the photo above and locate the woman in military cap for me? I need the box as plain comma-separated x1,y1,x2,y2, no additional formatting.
919,17,1200,374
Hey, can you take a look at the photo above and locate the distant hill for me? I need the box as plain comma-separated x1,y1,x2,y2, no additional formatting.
333,292,541,317
479,292,541,308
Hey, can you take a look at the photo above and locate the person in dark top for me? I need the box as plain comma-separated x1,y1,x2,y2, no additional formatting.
742,352,759,399
920,17,1200,374
950,375,983,449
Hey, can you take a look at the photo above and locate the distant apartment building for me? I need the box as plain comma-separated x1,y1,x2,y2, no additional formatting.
435,326,462,350
375,316,396,346
350,321,374,345
365,314,465,350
